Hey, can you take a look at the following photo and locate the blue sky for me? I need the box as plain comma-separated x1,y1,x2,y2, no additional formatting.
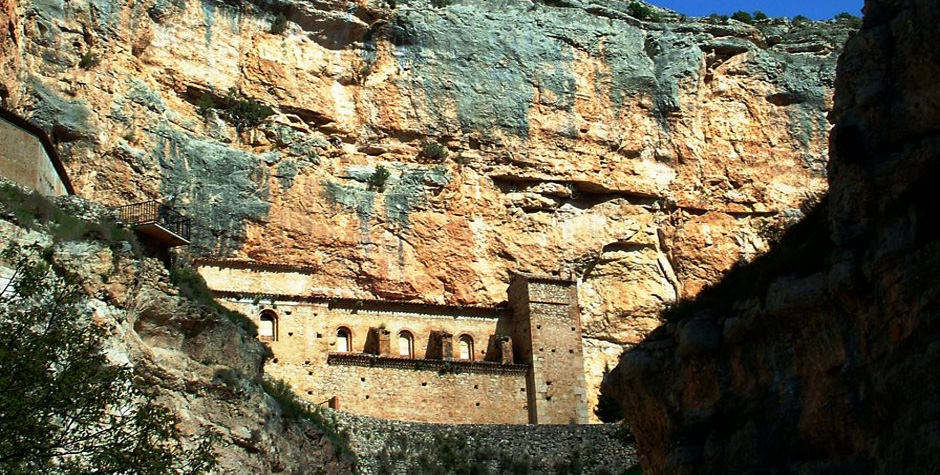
649,0,864,20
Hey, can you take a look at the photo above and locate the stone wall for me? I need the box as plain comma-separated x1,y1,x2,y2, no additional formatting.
0,115,70,196
196,261,325,297
218,292,532,424
329,410,638,475
209,269,591,425
510,275,589,424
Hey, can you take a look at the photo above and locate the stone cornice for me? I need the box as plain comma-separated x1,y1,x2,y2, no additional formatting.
213,290,511,318
326,353,530,375
194,257,319,274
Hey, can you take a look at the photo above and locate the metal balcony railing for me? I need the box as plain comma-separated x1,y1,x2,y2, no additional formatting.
116,200,192,246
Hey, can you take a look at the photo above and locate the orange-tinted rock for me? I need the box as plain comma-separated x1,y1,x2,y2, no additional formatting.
0,0,853,422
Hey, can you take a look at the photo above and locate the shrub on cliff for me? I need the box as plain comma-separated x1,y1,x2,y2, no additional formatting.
707,13,730,23
627,2,659,21
225,95,275,131
261,379,352,460
196,93,217,118
731,11,754,24
367,165,391,192
792,14,811,26
834,12,862,28
270,13,288,34
78,51,100,70
194,89,274,130
420,140,449,162
0,244,217,475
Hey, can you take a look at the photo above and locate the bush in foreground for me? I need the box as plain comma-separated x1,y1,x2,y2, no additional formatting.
0,244,217,475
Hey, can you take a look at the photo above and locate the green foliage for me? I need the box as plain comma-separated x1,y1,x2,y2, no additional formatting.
753,10,768,21
708,13,729,23
624,464,643,475
0,244,217,475
0,183,140,252
792,14,811,26
367,165,391,192
195,93,217,118
260,379,352,459
626,2,658,21
270,13,288,34
225,95,275,131
169,262,258,335
78,51,100,69
194,89,274,130
731,11,754,24
834,12,862,28
420,140,449,162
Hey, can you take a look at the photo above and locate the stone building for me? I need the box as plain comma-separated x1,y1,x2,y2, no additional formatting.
198,259,589,424
0,108,74,196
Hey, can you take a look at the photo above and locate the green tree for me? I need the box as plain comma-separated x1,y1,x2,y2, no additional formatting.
731,10,754,24
0,245,217,475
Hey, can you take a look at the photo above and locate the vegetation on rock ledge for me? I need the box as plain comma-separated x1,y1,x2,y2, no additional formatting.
195,90,274,131
0,244,217,475
261,379,353,461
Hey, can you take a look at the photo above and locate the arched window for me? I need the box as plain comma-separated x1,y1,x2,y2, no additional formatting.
259,311,277,341
458,335,473,360
398,330,414,358
336,327,352,352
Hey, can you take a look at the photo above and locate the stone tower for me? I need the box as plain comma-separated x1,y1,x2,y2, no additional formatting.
508,273,589,424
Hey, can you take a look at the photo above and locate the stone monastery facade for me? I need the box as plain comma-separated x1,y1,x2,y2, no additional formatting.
197,259,589,424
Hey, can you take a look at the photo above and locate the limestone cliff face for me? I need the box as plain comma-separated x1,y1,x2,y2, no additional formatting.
605,0,940,472
0,0,853,419
0,191,352,474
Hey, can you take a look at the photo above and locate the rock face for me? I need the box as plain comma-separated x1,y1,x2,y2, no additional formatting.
0,189,353,474
0,0,854,420
605,0,940,473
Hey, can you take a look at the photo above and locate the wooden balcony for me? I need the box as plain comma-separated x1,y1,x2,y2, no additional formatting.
116,200,192,247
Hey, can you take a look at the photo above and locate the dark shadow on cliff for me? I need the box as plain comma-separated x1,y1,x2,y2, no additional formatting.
602,135,940,474
660,196,833,326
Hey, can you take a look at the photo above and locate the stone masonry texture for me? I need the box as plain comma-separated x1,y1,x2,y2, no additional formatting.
330,410,638,475
209,267,589,424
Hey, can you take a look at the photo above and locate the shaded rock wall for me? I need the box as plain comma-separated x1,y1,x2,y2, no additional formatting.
605,0,940,472
0,186,353,474
0,0,855,420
